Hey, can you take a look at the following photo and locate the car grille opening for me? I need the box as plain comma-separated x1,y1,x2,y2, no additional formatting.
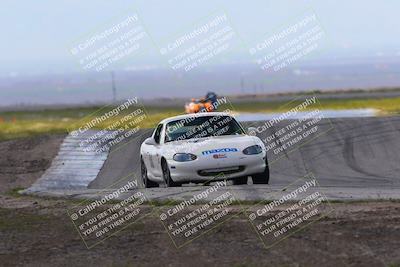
197,166,245,176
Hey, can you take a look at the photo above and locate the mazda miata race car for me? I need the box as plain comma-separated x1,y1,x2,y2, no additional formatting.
140,112,269,187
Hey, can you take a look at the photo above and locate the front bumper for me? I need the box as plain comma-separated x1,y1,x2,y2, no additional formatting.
167,153,266,182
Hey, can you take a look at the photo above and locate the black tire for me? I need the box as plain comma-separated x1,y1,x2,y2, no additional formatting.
161,159,181,187
141,158,158,188
232,176,248,185
252,160,270,184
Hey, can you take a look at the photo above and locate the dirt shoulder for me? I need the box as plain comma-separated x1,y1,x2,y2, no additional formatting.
0,198,400,267
0,134,65,194
1,135,400,267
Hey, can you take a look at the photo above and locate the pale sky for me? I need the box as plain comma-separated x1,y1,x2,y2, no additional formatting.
0,0,399,74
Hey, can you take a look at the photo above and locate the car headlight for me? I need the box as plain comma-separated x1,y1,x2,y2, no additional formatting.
243,145,263,155
173,153,197,162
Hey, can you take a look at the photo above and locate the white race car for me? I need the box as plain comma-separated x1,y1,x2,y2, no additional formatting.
140,112,269,187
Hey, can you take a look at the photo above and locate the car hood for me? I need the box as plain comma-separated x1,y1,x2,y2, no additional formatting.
162,134,264,157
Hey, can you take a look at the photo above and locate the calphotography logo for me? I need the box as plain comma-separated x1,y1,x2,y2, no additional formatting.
69,11,153,72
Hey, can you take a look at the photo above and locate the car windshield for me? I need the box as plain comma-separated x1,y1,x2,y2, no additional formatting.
165,115,244,143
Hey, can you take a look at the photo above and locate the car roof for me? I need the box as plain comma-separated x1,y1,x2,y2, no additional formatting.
159,112,234,124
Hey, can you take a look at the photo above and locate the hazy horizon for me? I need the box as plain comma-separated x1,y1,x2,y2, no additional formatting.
1,0,400,105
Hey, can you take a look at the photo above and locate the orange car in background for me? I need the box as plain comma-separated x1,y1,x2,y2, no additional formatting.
185,92,218,114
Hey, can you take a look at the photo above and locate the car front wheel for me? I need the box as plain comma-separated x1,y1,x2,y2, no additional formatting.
141,158,158,188
252,160,270,184
161,160,181,187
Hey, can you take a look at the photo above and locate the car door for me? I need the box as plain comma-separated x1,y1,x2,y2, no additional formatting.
148,123,163,177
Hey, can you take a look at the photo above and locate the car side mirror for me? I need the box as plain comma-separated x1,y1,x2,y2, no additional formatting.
247,127,257,136
144,137,156,145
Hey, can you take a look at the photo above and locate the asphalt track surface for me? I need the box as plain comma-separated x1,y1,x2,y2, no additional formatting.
89,117,400,199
